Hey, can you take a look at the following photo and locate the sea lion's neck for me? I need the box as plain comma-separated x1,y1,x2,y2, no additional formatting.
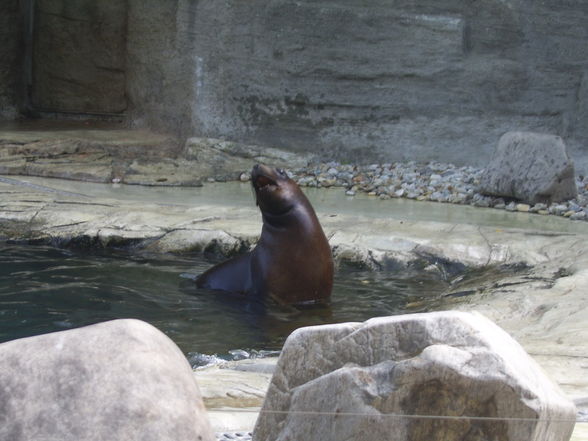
261,202,318,232
261,207,300,229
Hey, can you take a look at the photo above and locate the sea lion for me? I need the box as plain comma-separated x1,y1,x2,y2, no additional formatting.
196,164,334,305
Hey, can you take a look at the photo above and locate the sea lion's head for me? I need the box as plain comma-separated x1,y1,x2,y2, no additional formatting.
251,164,301,216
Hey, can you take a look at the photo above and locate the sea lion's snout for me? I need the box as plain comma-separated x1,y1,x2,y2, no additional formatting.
251,164,279,191
251,163,272,178
255,175,276,189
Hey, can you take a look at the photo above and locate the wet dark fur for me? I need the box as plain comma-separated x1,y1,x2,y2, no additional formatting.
196,164,334,305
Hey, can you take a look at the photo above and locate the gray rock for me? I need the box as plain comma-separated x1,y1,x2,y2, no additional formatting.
144,229,247,255
431,191,450,202
570,211,587,221
479,132,577,204
184,137,315,174
0,129,182,185
450,193,468,204
123,158,204,186
254,311,576,441
550,204,569,215
0,319,215,441
530,203,548,213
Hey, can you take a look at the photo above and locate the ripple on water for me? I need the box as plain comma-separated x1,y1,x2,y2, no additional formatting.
0,243,527,366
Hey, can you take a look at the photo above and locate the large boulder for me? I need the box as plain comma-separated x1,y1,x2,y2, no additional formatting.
253,311,576,441
0,319,215,441
479,131,577,204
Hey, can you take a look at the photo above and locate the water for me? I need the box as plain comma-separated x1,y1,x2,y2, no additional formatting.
0,243,461,365
11,176,588,234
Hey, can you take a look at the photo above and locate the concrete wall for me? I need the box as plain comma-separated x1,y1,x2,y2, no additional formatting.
31,0,127,114
2,0,588,171
126,0,192,136
0,0,22,119
123,0,588,169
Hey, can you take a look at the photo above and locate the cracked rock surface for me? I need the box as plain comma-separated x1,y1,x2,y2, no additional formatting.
253,312,576,441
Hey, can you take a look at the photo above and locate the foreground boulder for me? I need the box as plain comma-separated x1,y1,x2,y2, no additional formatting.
479,131,577,204
0,319,214,441
254,311,576,441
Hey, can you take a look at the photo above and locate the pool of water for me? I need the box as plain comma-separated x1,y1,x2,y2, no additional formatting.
0,242,468,365
0,241,531,367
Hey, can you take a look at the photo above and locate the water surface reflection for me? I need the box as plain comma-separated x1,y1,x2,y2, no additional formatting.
0,243,456,364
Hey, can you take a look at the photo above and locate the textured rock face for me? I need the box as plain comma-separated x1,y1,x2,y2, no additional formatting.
32,0,127,113
253,311,576,441
4,0,588,171
479,131,578,204
0,127,315,184
183,137,316,178
0,319,215,441
0,0,21,119
154,0,588,170
126,0,196,137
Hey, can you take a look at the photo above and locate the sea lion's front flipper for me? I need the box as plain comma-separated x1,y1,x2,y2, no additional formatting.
195,252,252,294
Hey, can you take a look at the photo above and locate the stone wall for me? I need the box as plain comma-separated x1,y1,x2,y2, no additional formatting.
2,0,588,172
126,0,194,137
31,0,127,114
0,0,22,119
162,0,588,170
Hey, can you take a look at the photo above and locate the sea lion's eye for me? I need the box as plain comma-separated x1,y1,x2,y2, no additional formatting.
277,168,286,176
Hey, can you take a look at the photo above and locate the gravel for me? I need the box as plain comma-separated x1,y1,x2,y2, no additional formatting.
269,161,588,222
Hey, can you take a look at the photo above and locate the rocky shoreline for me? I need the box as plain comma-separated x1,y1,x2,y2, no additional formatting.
1,173,587,440
2,126,587,222
251,160,588,221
